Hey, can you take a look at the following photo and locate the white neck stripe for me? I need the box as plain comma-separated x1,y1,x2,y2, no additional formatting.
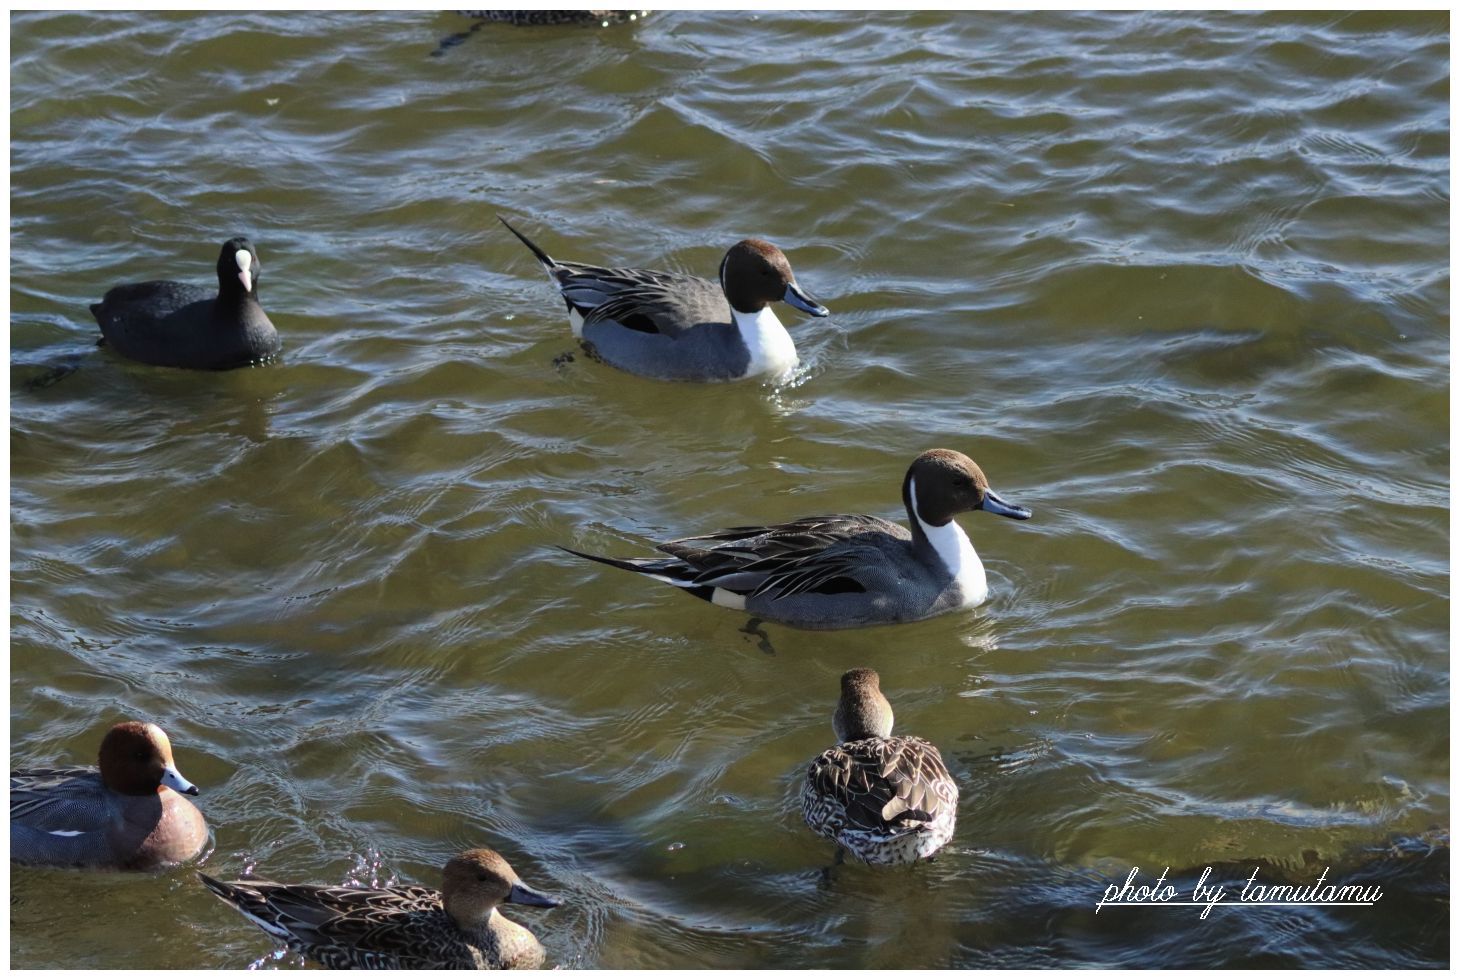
732,306,798,380
909,475,988,606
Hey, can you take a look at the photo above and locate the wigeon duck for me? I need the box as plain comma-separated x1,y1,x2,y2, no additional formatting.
10,720,207,870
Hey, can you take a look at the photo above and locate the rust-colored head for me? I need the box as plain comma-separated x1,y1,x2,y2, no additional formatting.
97,721,199,797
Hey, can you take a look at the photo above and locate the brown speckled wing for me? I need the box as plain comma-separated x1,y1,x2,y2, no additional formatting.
199,875,472,970
808,735,958,832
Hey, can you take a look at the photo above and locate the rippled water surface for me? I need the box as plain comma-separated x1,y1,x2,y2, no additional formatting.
9,9,1449,970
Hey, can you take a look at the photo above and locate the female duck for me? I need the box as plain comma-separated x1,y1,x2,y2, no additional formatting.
10,720,207,870
200,848,561,970
803,669,959,865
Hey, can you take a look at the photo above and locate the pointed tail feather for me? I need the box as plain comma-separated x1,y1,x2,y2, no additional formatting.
499,215,558,271
558,545,686,582
198,871,260,909
198,871,232,898
558,545,730,605
198,873,296,940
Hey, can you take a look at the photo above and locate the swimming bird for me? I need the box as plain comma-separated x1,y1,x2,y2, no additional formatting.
500,215,828,382
90,236,281,369
460,10,646,26
10,721,207,870
803,668,958,866
562,448,1031,630
433,12,647,57
200,848,561,970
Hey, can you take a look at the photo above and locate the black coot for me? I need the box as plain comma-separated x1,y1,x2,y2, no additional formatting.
90,237,281,370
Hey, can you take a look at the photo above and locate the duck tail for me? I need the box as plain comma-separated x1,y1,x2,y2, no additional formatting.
498,215,557,271
558,545,721,601
198,872,256,917
198,872,294,940
197,871,232,899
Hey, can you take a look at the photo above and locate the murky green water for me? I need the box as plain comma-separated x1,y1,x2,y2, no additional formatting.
10,9,1448,969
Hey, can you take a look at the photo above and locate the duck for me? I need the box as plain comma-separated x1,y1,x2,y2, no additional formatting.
499,215,828,382
200,847,562,970
460,10,647,26
10,720,207,870
802,669,958,866
562,448,1031,630
90,236,281,369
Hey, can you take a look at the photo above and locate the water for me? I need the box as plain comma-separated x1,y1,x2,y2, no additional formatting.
9,9,1448,969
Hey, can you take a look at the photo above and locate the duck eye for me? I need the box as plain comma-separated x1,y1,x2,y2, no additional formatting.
477,873,488,882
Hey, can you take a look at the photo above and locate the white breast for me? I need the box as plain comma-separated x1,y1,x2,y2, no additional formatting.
909,476,988,607
733,307,799,380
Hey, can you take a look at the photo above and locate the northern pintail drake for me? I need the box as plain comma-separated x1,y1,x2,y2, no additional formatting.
563,448,1031,630
90,236,280,369
803,669,958,866
500,215,829,382
10,721,207,870
200,848,562,970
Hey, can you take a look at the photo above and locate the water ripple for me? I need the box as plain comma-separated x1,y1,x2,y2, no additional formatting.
10,8,1446,971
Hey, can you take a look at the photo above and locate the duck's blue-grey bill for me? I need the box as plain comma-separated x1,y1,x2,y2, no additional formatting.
161,764,201,796
508,881,563,908
783,281,830,317
982,489,1031,520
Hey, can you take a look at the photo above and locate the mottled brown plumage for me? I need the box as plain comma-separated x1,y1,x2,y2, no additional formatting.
803,670,959,865
201,848,560,969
